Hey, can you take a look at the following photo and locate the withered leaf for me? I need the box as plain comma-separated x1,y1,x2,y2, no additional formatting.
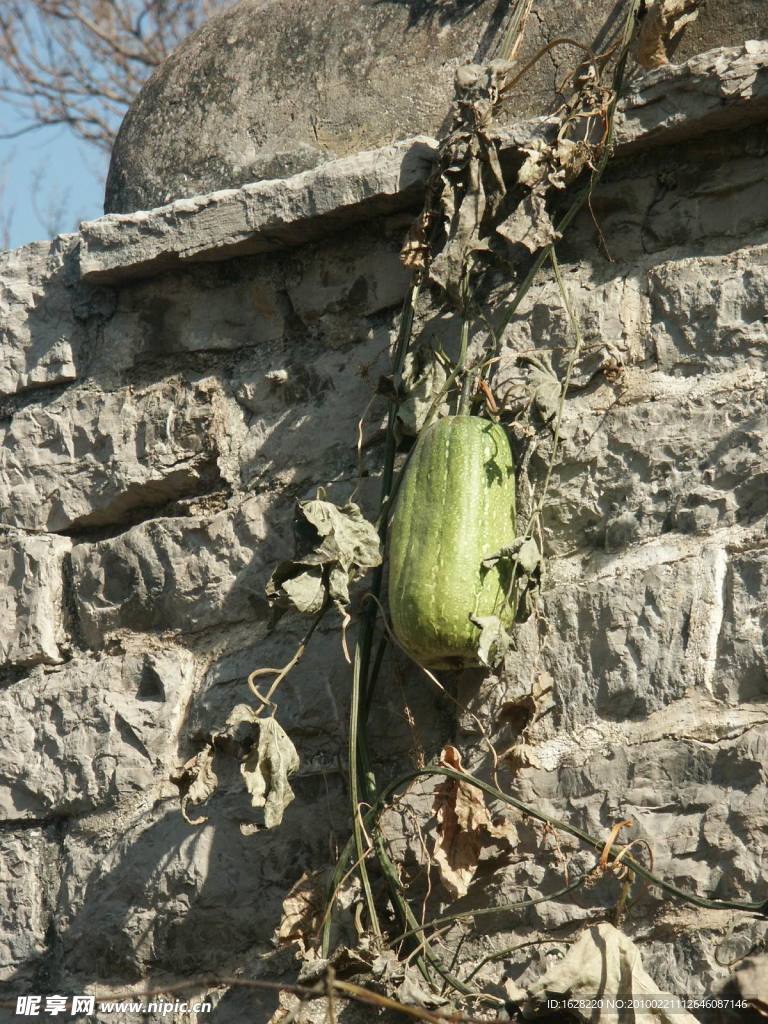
635,0,702,69
239,712,300,829
525,923,700,1023
279,570,326,614
274,870,325,952
517,537,541,576
172,746,218,826
432,745,497,898
397,974,450,1010
497,191,560,254
520,354,562,423
518,141,552,190
471,615,512,668
266,500,381,614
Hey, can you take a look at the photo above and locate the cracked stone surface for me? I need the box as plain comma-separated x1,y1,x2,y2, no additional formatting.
0,648,195,820
0,531,71,668
103,0,768,215
0,830,57,984
0,379,222,533
86,44,768,283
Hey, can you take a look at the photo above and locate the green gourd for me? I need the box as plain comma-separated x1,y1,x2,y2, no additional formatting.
388,415,516,669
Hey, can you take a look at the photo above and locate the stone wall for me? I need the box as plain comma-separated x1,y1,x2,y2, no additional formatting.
1,42,767,1024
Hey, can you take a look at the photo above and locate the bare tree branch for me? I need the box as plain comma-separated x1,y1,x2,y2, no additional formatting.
0,0,235,152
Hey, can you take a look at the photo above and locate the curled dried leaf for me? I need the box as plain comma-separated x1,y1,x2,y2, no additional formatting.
267,500,381,614
172,747,218,826
496,190,561,254
274,870,326,952
241,715,301,830
432,745,516,897
636,0,702,69
470,614,512,668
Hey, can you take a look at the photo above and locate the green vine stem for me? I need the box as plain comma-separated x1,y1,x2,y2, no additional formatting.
348,642,382,940
326,0,650,991
364,767,768,918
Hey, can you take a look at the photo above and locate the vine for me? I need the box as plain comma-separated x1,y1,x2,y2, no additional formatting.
170,1,764,1017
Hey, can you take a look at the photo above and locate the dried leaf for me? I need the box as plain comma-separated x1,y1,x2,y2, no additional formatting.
470,615,512,668
554,136,592,183
274,871,325,952
497,191,560,254
429,139,490,297
172,747,218,826
432,745,494,898
241,715,300,829
278,570,326,614
517,537,541,576
300,500,381,574
521,355,562,423
518,141,552,189
400,211,431,271
397,974,449,1010
524,923,700,1023
636,0,702,70
266,500,381,614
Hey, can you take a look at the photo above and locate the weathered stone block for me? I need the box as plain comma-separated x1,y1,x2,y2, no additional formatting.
714,548,768,702
496,262,648,367
649,245,768,372
541,366,768,555
0,531,71,668
97,261,287,369
55,785,344,982
0,649,195,819
513,712,768,903
586,135,768,261
0,237,81,398
538,546,730,729
70,497,290,646
286,231,410,327
0,379,220,532
233,322,392,492
0,830,54,984
82,139,437,281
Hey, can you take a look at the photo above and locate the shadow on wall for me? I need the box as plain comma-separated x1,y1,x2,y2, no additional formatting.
3,779,349,1019
372,0,529,78
373,0,502,29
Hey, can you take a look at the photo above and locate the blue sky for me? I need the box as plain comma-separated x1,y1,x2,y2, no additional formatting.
0,100,108,252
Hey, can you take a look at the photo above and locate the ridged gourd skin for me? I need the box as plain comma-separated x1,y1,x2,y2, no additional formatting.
388,415,516,669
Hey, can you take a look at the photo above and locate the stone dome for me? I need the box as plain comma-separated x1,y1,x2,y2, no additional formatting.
104,0,762,214
104,0,511,214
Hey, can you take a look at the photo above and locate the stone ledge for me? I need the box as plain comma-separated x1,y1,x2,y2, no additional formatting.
77,137,438,283
78,42,768,284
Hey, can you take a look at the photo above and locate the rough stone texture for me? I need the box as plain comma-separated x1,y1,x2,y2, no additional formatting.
0,830,57,984
87,138,435,282
0,379,221,532
103,0,506,214
70,498,289,646
1,31,768,1024
0,648,195,820
103,0,768,214
0,237,82,398
0,531,71,668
